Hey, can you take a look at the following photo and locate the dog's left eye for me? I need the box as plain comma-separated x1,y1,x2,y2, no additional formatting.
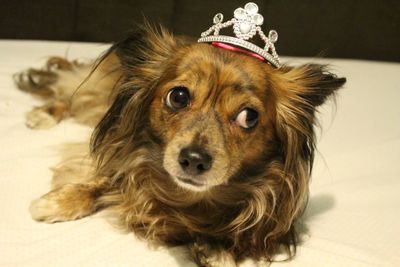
166,87,191,111
235,108,259,129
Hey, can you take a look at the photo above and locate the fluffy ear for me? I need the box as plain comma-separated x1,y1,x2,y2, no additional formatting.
114,23,180,82
90,24,183,168
279,64,346,107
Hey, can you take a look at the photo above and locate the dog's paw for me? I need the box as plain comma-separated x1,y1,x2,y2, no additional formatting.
203,252,236,267
29,184,97,223
29,196,65,223
189,241,237,267
26,108,58,129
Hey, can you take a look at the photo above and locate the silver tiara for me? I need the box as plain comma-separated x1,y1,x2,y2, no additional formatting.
198,2,280,68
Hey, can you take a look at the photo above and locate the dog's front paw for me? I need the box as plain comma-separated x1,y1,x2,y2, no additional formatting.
29,196,65,223
29,184,97,223
202,252,236,267
26,108,58,129
189,241,237,267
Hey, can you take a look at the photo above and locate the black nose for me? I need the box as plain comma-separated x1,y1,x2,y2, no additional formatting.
178,147,212,176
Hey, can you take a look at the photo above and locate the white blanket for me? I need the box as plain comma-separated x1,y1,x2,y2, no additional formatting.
0,40,399,267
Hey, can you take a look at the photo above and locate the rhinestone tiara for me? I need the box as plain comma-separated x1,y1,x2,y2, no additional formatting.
198,2,280,68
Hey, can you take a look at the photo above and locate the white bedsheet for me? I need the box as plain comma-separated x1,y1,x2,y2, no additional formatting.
0,40,399,267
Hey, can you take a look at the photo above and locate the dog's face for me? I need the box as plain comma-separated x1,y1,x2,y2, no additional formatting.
92,26,345,198
149,45,276,191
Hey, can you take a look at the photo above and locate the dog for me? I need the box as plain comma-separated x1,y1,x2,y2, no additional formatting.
15,20,345,266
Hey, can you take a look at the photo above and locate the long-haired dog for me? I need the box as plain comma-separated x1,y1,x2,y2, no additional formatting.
15,22,345,266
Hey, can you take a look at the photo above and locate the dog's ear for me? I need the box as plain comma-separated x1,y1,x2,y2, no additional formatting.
276,64,346,107
113,23,180,82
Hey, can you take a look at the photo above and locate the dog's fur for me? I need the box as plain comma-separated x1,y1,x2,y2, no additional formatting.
15,25,345,266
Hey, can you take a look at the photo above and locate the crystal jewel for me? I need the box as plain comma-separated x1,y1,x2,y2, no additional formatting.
239,22,252,34
213,13,223,24
252,14,263,25
268,30,278,43
244,2,258,15
234,8,247,20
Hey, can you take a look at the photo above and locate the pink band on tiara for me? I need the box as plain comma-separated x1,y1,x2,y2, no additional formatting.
212,42,265,62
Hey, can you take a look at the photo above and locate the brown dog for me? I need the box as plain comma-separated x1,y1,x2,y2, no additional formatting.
15,25,345,266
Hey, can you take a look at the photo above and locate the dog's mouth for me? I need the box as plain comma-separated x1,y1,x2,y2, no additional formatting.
174,176,208,191
176,176,205,186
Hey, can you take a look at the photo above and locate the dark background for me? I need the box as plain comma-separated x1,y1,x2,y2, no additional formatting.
1,0,399,62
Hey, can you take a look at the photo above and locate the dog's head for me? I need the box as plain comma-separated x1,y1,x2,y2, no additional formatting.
91,25,345,255
92,25,344,191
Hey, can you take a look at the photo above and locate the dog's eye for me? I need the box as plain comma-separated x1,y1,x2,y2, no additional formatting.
166,87,190,111
235,108,259,129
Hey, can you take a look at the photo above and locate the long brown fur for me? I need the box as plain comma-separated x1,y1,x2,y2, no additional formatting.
16,24,345,266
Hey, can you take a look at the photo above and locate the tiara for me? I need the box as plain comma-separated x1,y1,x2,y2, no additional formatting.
198,2,280,68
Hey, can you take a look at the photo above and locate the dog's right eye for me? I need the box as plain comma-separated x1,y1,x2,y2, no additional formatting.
166,87,191,111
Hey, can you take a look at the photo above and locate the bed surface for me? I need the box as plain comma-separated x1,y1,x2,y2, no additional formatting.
0,40,399,267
